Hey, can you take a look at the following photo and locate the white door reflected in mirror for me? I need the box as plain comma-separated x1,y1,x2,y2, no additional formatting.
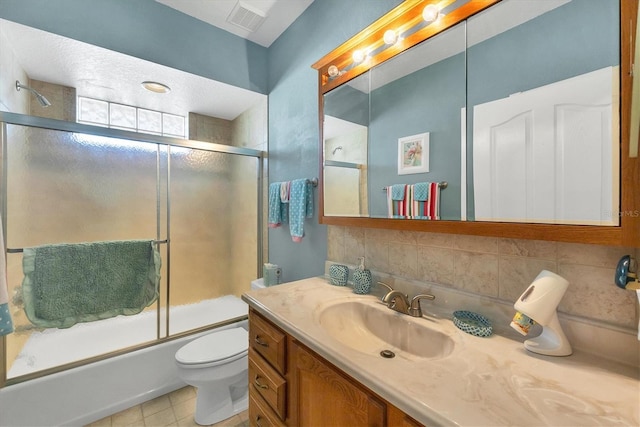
473,66,619,225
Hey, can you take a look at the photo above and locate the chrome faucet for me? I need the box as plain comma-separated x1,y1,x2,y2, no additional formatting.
377,282,435,317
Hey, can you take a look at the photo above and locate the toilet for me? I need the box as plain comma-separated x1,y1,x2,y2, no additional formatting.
175,328,248,425
174,279,265,425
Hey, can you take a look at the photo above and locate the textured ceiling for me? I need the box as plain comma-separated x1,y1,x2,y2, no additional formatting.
1,19,265,121
2,0,316,120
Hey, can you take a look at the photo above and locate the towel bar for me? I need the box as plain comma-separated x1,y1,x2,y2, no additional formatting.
382,181,447,191
7,239,169,254
307,178,318,187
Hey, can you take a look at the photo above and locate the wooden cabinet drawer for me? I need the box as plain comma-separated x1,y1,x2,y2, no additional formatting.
249,388,286,427
249,310,287,375
249,348,286,421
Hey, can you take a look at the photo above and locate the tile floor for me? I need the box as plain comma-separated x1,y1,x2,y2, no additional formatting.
85,386,249,427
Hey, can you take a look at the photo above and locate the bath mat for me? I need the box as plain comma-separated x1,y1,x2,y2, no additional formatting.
21,240,161,328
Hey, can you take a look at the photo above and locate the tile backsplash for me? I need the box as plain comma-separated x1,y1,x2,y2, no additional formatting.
327,226,640,330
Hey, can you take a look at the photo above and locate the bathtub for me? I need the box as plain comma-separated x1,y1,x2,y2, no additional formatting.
0,296,248,427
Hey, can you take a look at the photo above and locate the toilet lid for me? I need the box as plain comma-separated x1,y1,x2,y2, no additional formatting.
176,328,248,365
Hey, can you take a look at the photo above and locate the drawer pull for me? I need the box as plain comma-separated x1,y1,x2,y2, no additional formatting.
254,335,269,347
255,415,263,427
254,375,269,390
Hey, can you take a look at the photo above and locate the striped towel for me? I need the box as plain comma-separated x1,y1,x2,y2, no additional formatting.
427,182,441,220
387,184,410,218
411,182,440,220
387,183,440,219
412,182,428,220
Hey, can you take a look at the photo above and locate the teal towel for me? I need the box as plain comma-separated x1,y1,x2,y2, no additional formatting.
413,182,429,201
0,215,14,336
21,240,161,329
0,303,12,336
289,179,313,242
391,184,406,201
268,182,288,227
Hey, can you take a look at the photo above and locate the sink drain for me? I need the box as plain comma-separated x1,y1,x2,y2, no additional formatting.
380,349,395,358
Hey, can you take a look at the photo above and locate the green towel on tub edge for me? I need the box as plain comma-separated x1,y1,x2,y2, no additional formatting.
21,240,161,329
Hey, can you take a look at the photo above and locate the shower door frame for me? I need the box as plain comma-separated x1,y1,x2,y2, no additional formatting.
0,111,264,387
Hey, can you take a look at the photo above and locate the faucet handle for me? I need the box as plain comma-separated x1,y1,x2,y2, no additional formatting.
377,281,394,292
409,294,435,317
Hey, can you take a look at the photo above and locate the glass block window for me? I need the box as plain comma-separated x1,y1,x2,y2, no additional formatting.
109,103,136,131
78,97,109,127
77,96,185,138
137,109,162,135
163,113,185,138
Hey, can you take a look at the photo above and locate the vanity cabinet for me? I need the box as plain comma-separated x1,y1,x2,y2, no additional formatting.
249,309,288,426
248,309,424,427
288,340,386,426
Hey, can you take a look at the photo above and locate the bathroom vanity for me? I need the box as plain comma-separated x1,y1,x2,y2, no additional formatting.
248,306,421,427
243,277,639,426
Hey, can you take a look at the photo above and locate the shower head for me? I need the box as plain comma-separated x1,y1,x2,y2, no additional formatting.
16,80,52,107
332,146,343,155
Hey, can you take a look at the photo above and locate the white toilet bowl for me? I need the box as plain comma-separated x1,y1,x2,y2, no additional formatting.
175,328,248,425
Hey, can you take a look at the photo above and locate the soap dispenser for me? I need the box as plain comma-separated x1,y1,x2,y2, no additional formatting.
353,257,372,294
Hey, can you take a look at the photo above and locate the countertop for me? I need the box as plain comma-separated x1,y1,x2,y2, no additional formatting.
242,277,640,426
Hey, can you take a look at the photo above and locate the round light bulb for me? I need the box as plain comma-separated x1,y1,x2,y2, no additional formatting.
422,4,440,22
383,30,398,45
328,65,339,77
352,49,366,63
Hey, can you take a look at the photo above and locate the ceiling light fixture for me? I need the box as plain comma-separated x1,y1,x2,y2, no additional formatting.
141,81,171,94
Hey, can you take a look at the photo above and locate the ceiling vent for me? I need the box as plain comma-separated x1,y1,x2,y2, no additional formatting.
226,1,267,32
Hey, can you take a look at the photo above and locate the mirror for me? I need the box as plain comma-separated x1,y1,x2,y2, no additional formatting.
322,0,621,226
323,72,370,217
466,0,619,225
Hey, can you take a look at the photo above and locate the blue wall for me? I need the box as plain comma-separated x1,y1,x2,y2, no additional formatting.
0,0,268,94
266,0,402,282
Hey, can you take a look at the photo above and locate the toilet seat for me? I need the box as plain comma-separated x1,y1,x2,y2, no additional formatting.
176,328,248,367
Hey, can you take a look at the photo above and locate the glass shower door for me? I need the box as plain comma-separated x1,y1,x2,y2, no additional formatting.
3,124,161,378
167,147,258,335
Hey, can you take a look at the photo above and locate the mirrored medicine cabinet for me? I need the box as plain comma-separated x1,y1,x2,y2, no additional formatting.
313,0,640,246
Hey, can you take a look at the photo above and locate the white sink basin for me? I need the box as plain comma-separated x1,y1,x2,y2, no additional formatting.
316,299,454,359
